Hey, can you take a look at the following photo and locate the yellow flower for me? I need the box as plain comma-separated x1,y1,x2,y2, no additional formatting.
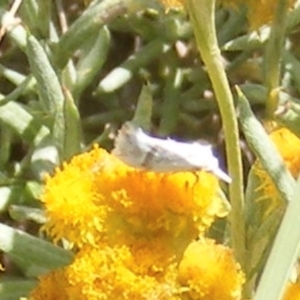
30,238,245,300
178,239,245,300
37,145,231,299
41,145,227,247
30,244,181,300
268,128,300,177
283,282,300,300
29,269,69,300
67,245,182,300
40,146,109,247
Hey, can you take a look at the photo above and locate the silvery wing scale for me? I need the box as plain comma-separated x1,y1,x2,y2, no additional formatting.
112,122,231,183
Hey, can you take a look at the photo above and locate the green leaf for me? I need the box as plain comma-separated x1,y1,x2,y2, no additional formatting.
159,67,183,136
21,0,51,39
132,84,153,131
74,26,110,99
0,280,36,300
237,86,295,203
0,186,24,213
9,205,46,224
62,88,81,160
55,0,156,68
26,34,64,115
283,50,300,95
0,101,50,146
26,34,65,155
0,64,26,86
254,176,300,300
97,39,170,93
0,223,73,277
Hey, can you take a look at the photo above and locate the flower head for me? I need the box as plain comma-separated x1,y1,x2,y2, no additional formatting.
30,238,245,300
268,128,300,177
178,239,245,300
30,243,181,300
41,145,228,248
29,269,69,300
35,145,234,299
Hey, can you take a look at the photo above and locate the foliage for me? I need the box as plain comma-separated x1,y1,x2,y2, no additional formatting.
1,0,300,299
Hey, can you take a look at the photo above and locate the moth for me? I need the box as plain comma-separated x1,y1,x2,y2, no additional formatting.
112,122,231,183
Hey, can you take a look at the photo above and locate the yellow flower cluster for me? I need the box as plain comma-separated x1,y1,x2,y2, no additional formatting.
30,145,244,300
178,239,245,300
40,146,227,247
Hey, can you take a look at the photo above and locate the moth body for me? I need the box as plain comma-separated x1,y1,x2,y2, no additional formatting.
112,122,231,183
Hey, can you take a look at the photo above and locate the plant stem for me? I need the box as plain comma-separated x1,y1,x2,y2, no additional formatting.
185,0,245,267
264,0,289,117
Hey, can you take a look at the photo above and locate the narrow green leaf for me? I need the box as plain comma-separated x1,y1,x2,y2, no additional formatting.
55,0,157,68
254,175,300,300
26,34,64,115
74,26,110,99
26,34,65,154
20,0,39,32
0,280,36,300
0,101,50,145
30,141,59,179
222,28,270,51
1,75,36,103
239,83,268,105
24,181,44,200
159,67,183,136
132,84,153,131
283,50,300,98
0,186,24,212
9,205,46,224
0,64,26,86
217,6,247,45
21,0,51,38
0,127,11,168
62,88,81,160
237,86,295,202
98,39,170,93
0,223,73,277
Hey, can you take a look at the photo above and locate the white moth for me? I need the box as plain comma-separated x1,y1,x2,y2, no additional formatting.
112,122,231,183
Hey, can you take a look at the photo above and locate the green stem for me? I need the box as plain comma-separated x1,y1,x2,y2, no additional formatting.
185,0,245,266
264,0,289,117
